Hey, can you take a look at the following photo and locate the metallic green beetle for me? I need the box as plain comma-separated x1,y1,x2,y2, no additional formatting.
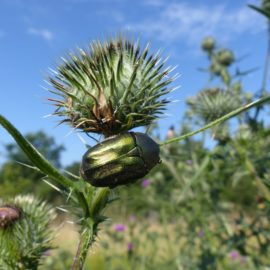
80,132,160,188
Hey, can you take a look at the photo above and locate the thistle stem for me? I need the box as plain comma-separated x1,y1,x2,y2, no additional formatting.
261,22,270,95
72,226,95,270
160,95,270,146
72,187,110,270
254,21,270,120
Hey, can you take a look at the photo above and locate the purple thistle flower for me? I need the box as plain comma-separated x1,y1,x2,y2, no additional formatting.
114,223,126,232
240,256,247,265
127,242,134,251
141,179,151,188
198,230,204,238
186,160,193,165
129,215,136,222
229,250,239,261
43,250,51,257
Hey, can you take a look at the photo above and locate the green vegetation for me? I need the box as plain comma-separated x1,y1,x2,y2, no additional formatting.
0,131,65,201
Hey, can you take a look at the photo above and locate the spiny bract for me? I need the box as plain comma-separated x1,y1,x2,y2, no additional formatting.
187,88,240,123
0,195,56,270
48,37,176,136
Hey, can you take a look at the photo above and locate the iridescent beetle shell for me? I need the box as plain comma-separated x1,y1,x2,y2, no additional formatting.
80,132,160,188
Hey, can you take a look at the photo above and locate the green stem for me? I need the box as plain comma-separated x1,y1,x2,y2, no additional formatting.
254,21,270,120
90,187,110,217
71,226,95,270
161,158,183,184
160,95,270,146
72,187,110,270
261,22,270,95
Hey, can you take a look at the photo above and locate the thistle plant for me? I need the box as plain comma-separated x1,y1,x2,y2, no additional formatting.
186,87,240,123
0,35,270,269
48,37,175,136
0,195,56,270
185,37,255,142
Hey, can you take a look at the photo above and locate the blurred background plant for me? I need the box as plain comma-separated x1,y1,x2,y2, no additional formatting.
0,131,65,202
1,1,270,270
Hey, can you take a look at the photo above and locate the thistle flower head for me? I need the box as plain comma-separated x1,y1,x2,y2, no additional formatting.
216,49,235,67
141,179,151,188
187,88,240,123
114,223,126,232
48,36,176,136
127,242,134,251
0,195,56,269
229,250,239,261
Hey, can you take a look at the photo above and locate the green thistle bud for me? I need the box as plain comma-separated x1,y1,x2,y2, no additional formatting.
80,132,160,188
48,36,175,136
201,37,215,52
216,49,234,67
0,206,21,228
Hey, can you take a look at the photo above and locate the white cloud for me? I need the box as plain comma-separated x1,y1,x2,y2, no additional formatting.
127,2,265,46
27,27,53,41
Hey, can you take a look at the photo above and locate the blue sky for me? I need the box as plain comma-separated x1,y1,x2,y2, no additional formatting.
0,0,267,166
